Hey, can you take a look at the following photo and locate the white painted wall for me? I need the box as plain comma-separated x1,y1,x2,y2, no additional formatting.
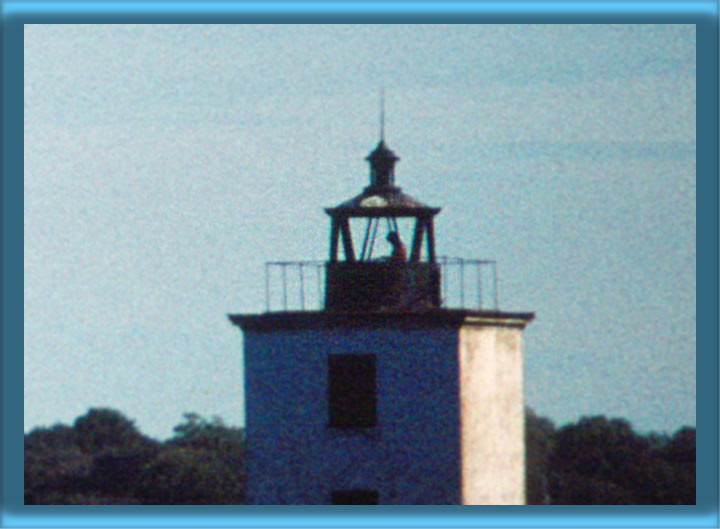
458,326,525,505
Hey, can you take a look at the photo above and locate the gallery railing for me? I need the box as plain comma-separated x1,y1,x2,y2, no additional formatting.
264,257,499,312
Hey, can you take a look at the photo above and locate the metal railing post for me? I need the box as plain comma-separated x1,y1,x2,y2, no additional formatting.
299,264,305,311
281,264,288,311
441,256,448,307
265,263,270,312
493,262,498,310
317,263,323,310
460,259,465,309
478,261,483,310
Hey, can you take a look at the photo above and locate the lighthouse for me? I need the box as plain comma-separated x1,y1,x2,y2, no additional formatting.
229,133,534,505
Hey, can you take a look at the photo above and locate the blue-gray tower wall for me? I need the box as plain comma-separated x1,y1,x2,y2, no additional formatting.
242,325,462,505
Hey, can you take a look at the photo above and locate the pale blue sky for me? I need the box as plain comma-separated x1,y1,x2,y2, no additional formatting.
24,24,696,439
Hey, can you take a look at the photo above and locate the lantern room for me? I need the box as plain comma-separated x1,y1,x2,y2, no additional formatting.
324,139,442,311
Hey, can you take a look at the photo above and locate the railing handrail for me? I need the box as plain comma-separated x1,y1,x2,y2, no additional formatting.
265,260,326,266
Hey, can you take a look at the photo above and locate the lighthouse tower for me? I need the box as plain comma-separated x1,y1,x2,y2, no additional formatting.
229,135,534,505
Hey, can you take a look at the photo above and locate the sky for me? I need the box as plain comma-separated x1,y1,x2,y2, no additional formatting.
24,24,696,440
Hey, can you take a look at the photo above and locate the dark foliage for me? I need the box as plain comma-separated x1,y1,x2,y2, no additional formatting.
25,409,245,505
25,407,693,505
544,414,695,504
138,413,246,504
525,408,556,504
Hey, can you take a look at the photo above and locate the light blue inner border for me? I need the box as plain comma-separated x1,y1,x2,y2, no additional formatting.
3,507,720,528
5,2,718,528
4,2,718,15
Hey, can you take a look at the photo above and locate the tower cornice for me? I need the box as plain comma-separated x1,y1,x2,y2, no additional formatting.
229,309,534,332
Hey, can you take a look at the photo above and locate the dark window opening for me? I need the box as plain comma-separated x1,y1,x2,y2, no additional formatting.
328,354,377,428
331,489,379,505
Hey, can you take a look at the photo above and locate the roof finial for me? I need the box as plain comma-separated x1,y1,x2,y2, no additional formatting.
380,86,385,142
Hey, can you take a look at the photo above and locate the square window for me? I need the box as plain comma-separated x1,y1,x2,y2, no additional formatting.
328,354,377,428
331,489,379,505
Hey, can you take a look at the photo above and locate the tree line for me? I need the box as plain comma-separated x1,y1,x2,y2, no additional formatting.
24,409,245,505
525,409,695,504
24,407,694,505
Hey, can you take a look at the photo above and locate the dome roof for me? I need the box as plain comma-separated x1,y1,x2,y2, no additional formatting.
326,140,440,218
326,187,439,218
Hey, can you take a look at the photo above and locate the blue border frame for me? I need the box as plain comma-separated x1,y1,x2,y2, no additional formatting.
4,3,718,527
